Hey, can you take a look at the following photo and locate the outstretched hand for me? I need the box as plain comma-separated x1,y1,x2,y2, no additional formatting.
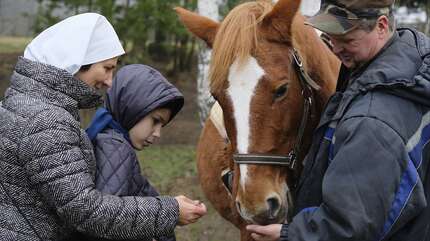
175,195,207,226
246,224,282,241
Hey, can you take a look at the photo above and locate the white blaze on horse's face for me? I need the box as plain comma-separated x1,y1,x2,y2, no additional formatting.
227,56,265,190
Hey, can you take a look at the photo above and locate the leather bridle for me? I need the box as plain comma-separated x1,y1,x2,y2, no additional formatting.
222,49,320,193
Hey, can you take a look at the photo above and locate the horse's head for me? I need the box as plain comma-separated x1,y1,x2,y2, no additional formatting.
176,0,339,225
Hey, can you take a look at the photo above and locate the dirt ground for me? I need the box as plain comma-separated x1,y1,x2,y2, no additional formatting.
0,53,18,96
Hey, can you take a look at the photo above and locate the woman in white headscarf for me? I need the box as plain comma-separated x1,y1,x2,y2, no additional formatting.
0,13,206,241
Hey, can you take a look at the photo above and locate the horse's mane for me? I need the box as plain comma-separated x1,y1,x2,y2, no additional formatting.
209,0,273,94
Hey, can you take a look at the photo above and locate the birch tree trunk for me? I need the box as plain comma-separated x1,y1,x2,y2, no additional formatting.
300,0,321,16
425,1,430,35
196,0,223,126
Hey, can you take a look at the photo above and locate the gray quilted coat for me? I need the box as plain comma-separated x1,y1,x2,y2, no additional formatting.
0,57,179,241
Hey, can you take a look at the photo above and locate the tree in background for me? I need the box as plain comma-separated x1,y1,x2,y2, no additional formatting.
195,0,224,125
33,0,197,74
396,0,429,34
34,0,62,34
33,0,245,127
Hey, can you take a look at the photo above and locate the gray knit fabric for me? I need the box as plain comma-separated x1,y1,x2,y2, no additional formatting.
0,57,179,241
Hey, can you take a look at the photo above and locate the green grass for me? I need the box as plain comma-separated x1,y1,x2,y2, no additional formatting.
136,145,240,240
0,36,32,54
137,145,197,192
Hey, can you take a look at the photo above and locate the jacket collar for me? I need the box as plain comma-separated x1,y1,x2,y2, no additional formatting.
11,57,102,119
317,28,429,128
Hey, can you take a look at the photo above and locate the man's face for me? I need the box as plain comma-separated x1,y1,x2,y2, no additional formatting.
328,26,380,69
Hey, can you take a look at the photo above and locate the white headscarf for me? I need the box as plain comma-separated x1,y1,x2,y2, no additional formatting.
24,13,125,75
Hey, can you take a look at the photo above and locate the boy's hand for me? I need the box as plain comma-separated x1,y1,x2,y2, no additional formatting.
175,195,207,226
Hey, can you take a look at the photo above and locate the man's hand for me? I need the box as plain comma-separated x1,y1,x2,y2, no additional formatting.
175,195,207,226
246,224,282,241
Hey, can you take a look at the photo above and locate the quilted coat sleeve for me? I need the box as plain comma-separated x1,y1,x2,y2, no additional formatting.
18,110,179,240
94,134,160,197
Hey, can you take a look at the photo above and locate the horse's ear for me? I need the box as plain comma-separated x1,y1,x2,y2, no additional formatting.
262,0,302,41
175,7,220,48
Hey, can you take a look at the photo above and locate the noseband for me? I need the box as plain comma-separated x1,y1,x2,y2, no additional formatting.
222,49,319,194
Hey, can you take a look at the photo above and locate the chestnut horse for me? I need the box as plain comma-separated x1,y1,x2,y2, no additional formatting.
176,0,339,240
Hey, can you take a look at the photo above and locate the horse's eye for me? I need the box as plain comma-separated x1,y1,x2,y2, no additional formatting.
274,84,288,99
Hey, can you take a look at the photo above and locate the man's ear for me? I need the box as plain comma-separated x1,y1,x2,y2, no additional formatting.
175,7,220,48
377,15,390,36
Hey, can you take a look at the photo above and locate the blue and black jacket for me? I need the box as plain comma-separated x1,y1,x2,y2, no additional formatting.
282,28,430,241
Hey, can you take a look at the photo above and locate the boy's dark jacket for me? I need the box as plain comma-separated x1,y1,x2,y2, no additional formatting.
93,64,183,199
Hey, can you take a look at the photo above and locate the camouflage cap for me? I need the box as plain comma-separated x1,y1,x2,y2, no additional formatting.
305,0,394,35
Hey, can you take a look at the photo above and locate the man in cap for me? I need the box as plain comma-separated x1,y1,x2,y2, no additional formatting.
247,0,430,240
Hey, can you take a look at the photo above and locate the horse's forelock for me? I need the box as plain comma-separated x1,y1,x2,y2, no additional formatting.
209,1,274,95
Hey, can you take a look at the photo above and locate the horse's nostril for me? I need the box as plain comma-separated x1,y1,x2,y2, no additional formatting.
266,197,281,218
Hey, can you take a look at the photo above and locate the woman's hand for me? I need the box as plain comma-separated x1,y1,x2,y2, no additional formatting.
246,224,282,241
175,195,207,226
